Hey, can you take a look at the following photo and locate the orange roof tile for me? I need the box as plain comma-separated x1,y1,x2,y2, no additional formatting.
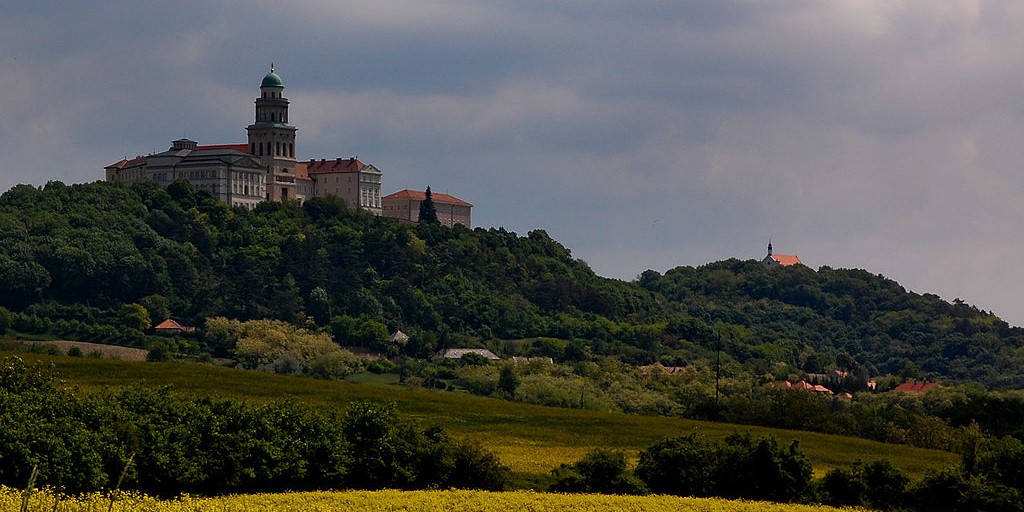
105,156,147,170
305,157,365,174
893,382,939,393
153,318,195,332
295,161,309,180
382,188,472,207
770,254,802,266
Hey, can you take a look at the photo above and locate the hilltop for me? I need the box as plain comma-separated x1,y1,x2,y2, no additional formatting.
1,179,1022,389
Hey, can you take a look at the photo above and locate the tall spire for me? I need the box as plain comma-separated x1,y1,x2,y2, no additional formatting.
767,240,773,256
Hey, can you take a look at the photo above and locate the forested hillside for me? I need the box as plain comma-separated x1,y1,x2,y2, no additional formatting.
1,180,1022,388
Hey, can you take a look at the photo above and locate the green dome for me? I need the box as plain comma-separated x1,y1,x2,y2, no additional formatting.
261,67,284,88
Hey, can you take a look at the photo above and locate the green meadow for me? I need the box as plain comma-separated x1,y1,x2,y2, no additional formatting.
8,351,957,485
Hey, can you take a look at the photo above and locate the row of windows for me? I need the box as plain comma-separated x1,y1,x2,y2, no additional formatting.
251,141,295,158
257,108,288,123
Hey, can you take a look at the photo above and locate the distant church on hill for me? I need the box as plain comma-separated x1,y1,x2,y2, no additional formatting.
105,67,471,226
761,241,802,267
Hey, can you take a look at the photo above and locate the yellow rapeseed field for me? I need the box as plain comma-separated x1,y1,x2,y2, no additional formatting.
2,486,864,512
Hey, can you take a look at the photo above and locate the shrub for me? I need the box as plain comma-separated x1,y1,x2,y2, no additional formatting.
367,358,396,374
550,448,647,495
910,468,1024,512
0,306,13,333
712,432,812,503
635,433,715,496
340,400,509,490
820,460,908,510
859,459,909,510
820,467,864,506
146,342,171,362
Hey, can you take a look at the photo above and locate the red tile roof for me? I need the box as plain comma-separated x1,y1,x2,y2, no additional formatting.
781,380,832,394
105,156,147,170
770,254,802,266
383,189,472,207
153,318,195,333
295,161,309,180
893,382,939,393
305,157,365,174
197,143,250,153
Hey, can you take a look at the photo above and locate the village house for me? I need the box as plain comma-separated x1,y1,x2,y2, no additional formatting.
153,318,195,335
892,381,940,394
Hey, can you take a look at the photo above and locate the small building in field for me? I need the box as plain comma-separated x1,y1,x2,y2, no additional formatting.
153,318,195,334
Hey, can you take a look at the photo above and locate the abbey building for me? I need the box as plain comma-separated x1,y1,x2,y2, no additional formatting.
105,67,387,216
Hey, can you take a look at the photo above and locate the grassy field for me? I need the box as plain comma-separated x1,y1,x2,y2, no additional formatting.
5,350,957,485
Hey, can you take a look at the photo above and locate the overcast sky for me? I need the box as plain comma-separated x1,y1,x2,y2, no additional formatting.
4,1,1024,325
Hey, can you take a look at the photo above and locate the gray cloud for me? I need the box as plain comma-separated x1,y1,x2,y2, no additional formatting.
3,1,1024,324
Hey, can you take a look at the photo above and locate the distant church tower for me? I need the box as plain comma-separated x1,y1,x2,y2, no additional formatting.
762,240,802,267
247,65,297,200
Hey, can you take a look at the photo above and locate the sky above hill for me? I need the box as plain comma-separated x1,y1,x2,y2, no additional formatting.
4,1,1024,325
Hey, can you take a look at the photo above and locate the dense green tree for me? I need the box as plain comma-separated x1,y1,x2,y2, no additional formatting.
550,448,647,495
417,186,439,224
634,434,716,496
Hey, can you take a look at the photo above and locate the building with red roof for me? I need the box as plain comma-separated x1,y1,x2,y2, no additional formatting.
153,318,196,334
382,188,472,228
104,67,475,219
302,157,383,216
892,381,940,394
762,242,802,268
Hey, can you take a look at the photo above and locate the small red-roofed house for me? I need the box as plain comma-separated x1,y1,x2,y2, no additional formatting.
781,380,833,395
892,381,940,394
154,319,195,334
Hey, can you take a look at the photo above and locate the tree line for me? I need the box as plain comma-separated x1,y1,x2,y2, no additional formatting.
2,179,1022,387
0,357,508,496
554,428,1024,511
